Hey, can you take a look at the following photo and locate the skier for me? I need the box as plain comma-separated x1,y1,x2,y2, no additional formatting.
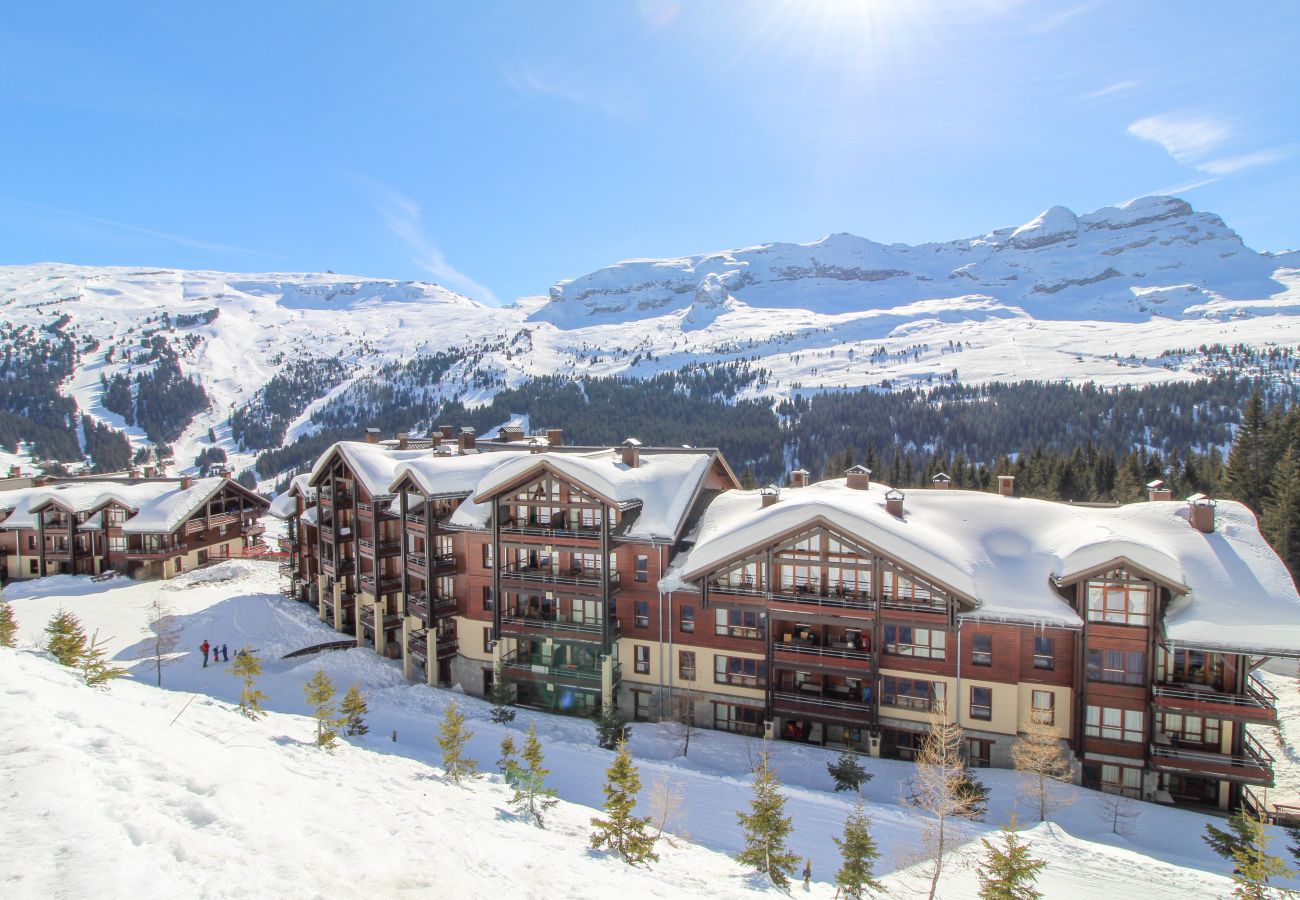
200,639,210,667
221,643,229,662
802,858,811,891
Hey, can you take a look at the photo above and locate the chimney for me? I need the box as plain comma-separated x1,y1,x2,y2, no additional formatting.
458,427,476,451
620,438,642,468
129,468,141,480
180,474,193,490
885,488,905,518
998,475,1016,498
546,428,564,448
760,484,780,508
931,472,952,490
1147,479,1173,502
7,465,19,478
144,465,157,478
397,432,410,450
791,468,810,488
365,427,380,445
1188,494,1216,534
845,465,872,491
438,424,455,439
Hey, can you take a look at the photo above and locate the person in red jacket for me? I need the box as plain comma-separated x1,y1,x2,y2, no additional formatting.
200,639,210,668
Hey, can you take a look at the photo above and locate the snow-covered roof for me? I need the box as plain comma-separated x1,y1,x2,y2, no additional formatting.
0,478,233,535
455,449,718,542
663,480,1300,652
268,474,318,519
309,441,450,498
389,450,534,498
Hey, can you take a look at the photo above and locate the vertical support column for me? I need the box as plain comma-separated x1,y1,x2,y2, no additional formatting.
601,653,616,712
373,597,385,655
401,614,415,680
428,624,440,687
491,500,502,640
332,581,345,634
317,574,329,621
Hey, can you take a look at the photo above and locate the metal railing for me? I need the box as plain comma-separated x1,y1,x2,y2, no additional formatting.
773,691,872,714
773,641,873,663
1153,678,1277,715
500,614,604,635
500,563,618,588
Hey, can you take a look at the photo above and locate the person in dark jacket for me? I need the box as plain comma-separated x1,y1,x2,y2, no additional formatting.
200,640,210,667
221,644,229,662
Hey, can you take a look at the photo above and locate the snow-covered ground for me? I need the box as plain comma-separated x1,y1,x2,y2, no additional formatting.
1,562,1295,898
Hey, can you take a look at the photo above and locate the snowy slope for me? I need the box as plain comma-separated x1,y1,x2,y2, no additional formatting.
3,562,1297,898
5,195,1300,478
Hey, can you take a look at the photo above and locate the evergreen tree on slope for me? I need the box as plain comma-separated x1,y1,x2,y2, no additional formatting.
340,683,369,736
45,609,88,666
735,750,800,889
589,741,658,866
976,821,1046,900
0,600,17,648
834,800,884,898
437,699,479,785
303,669,341,749
230,647,268,720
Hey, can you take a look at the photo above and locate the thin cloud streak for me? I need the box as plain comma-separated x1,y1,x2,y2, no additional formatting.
1198,149,1286,176
0,195,278,257
501,64,642,120
348,174,500,306
1127,113,1230,164
1081,80,1138,101
1028,3,1094,33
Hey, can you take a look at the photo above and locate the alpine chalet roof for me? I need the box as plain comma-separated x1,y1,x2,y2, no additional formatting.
663,479,1300,655
0,478,234,535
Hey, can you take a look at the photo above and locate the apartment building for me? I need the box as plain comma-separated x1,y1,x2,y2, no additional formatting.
0,473,269,581
273,430,1300,814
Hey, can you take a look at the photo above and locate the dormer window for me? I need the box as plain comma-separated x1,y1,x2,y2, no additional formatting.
1085,569,1152,626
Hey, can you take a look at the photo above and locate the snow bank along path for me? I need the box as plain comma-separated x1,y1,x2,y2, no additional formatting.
2,561,1293,898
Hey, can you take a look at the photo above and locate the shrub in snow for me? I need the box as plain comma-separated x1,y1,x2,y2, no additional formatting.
44,609,88,667
437,700,479,785
592,700,627,750
1204,811,1294,899
589,741,658,867
833,800,884,899
303,669,341,749
489,661,515,724
512,723,558,829
340,684,369,736
230,648,268,720
827,749,872,794
735,749,799,889
81,629,126,687
975,820,1046,900
497,735,520,782
0,601,16,648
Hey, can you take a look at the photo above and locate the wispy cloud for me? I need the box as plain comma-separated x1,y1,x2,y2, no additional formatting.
0,195,277,257
1197,149,1286,175
1127,112,1231,165
1028,3,1094,33
502,64,642,120
348,174,499,305
1081,80,1138,101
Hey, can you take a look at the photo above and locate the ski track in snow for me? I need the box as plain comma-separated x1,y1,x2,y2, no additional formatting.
3,561,1296,898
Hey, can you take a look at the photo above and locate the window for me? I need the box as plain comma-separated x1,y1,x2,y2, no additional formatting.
482,543,494,569
966,738,992,768
1033,636,1055,670
28,559,38,574
634,645,650,674
971,634,992,666
679,650,696,681
880,565,946,608
680,605,695,633
882,676,945,711
635,601,649,628
109,536,126,552
716,607,763,639
1085,705,1144,743
1086,648,1146,685
1031,690,1055,725
713,702,762,736
970,686,992,720
1086,570,1153,626
883,624,946,660
482,586,494,612
635,554,649,583
633,690,653,721
1159,713,1221,747
483,627,495,653
1099,764,1143,798
715,655,766,687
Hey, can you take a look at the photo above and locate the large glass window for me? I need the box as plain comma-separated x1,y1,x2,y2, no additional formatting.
1086,648,1146,685
1033,636,1055,670
1085,706,1144,742
678,651,696,681
883,624,946,660
1086,570,1153,626
680,605,695,633
713,702,762,736
1032,690,1055,725
970,686,992,720
971,634,992,666
882,676,945,711
714,656,766,687
716,607,763,639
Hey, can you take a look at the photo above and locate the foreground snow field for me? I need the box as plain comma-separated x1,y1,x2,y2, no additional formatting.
3,561,1296,898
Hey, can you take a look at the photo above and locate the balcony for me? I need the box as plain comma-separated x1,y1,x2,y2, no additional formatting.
359,572,403,595
405,511,426,527
1153,678,1278,725
436,636,459,659
406,592,430,620
358,537,402,557
320,556,354,577
502,649,616,687
773,641,873,672
125,545,181,559
357,500,400,520
320,487,354,509
770,584,876,613
499,514,603,542
40,518,71,533
773,690,874,724
499,612,606,643
877,594,948,615
500,563,618,591
408,628,429,661
1150,731,1274,787
707,578,766,600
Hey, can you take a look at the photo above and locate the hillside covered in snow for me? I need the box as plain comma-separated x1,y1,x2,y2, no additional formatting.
2,195,1299,483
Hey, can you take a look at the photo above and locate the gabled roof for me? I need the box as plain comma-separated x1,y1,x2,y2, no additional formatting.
307,441,436,498
0,477,251,535
662,480,1300,650
389,450,533,499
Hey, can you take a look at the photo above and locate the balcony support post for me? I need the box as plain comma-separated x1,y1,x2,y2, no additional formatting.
317,574,329,622
332,582,346,634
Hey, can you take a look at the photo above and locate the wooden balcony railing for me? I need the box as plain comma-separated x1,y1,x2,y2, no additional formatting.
1149,731,1274,786
773,641,873,664
773,690,873,721
1154,677,1278,723
500,563,618,589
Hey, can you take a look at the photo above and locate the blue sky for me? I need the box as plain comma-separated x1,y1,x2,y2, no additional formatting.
1,1,1296,304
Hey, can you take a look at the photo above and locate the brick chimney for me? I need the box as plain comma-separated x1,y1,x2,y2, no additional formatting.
365,427,380,444
438,424,455,439
620,438,642,468
885,488,905,518
931,472,952,490
790,468,810,488
845,465,872,490
144,465,157,478
761,485,780,508
1147,479,1173,502
998,475,1016,498
458,427,476,451
180,474,193,490
7,465,19,478
397,432,410,450
546,428,564,447
129,468,141,479
1188,494,1216,534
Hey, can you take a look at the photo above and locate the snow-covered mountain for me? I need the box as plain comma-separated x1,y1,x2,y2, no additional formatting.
3,195,1299,479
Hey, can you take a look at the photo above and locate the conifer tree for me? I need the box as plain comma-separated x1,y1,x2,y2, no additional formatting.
340,683,369,736
498,734,520,782
593,699,628,749
834,800,884,899
1205,811,1295,899
589,741,658,866
303,669,341,749
1227,390,1273,513
1011,712,1072,822
976,821,1046,900
437,699,479,785
45,609,88,666
735,750,800,889
80,629,126,687
513,722,559,828
827,749,872,794
489,661,516,724
230,647,267,720
1262,446,1300,577
0,600,17,648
